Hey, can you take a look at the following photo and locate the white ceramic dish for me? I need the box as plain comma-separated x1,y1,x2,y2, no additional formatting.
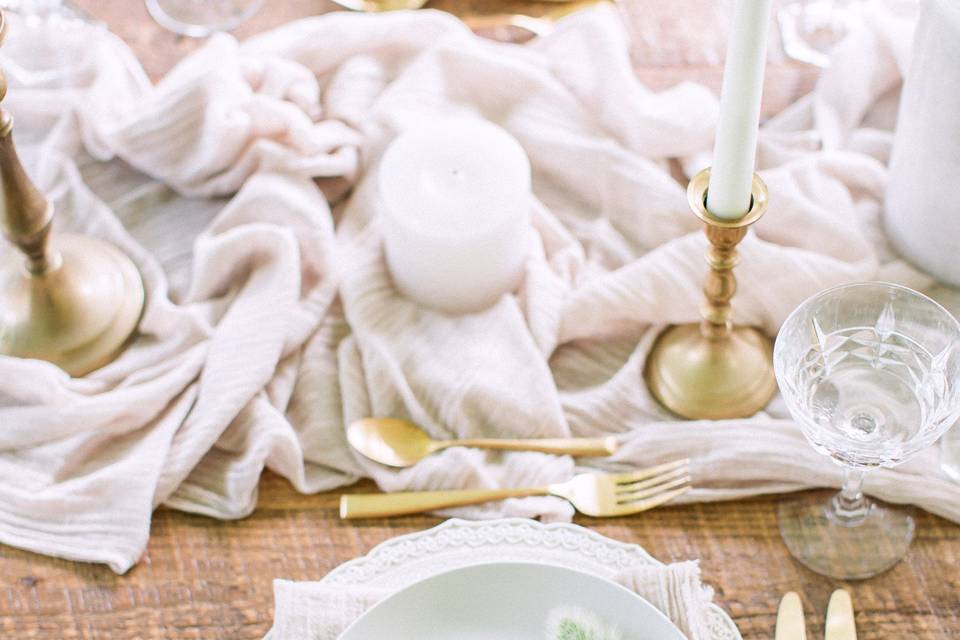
322,518,742,640
340,561,688,639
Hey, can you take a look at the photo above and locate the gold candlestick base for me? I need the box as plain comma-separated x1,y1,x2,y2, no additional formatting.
0,11,144,376
645,324,775,420
644,168,776,420
0,234,145,376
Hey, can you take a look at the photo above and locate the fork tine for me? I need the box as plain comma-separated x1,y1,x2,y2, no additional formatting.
616,475,690,503
614,465,688,492
612,484,691,516
610,459,689,485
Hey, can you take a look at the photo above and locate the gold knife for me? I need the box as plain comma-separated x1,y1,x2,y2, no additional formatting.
775,592,807,640
825,589,857,640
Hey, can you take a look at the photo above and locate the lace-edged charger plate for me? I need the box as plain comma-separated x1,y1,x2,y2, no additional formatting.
323,518,742,640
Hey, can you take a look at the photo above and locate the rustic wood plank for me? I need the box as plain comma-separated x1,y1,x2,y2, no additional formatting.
0,474,957,638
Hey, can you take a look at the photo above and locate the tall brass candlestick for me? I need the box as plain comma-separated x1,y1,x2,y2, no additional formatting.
0,11,144,376
644,168,776,420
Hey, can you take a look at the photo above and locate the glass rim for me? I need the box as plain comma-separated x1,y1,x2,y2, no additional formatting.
775,280,960,349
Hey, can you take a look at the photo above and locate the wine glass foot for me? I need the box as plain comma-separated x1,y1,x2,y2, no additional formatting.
777,491,914,580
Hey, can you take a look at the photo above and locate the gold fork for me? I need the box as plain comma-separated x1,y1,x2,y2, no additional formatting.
340,459,691,519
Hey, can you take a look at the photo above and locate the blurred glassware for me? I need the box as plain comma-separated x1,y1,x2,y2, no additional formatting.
0,0,52,12
941,425,960,482
145,0,263,37
617,0,731,67
0,2,102,90
774,282,960,579
778,0,865,67
0,0,95,23
0,0,64,15
934,282,960,483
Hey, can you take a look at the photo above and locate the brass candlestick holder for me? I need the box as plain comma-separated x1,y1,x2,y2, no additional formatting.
644,168,776,420
0,11,144,376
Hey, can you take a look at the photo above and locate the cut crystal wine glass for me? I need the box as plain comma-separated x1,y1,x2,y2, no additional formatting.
774,282,960,579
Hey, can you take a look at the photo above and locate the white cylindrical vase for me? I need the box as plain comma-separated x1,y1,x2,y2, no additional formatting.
885,0,960,286
378,119,532,314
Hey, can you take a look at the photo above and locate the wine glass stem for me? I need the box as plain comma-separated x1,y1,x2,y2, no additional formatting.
829,466,870,526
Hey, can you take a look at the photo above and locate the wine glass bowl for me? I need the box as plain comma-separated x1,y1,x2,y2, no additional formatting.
773,282,960,579
777,282,960,467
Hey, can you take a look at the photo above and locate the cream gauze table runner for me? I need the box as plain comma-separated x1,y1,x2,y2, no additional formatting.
0,2,953,573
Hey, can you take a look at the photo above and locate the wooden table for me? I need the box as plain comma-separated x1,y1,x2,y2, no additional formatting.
1,2,957,638
1,476,958,639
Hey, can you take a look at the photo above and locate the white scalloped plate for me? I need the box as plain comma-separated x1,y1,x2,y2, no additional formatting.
323,518,742,640
340,562,689,639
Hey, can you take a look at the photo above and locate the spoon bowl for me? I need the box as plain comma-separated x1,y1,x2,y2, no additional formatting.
348,418,439,467
347,417,619,468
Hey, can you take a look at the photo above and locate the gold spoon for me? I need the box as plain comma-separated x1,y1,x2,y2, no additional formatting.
348,417,619,468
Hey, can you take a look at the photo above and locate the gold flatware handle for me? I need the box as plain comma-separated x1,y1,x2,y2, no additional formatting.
824,590,857,640
463,14,550,35
340,487,545,519
463,0,608,36
775,592,807,640
447,436,618,457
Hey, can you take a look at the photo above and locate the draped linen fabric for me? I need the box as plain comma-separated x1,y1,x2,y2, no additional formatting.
0,3,951,573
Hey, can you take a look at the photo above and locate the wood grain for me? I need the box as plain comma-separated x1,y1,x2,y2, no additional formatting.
2,1,954,638
1,475,958,638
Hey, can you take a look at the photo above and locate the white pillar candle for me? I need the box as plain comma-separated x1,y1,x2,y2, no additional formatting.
706,0,774,220
378,119,532,314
